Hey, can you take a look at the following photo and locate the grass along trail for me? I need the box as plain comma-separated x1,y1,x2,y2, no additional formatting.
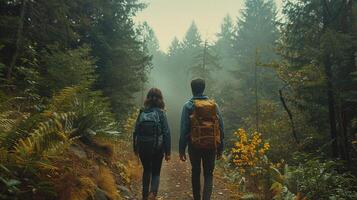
131,152,241,200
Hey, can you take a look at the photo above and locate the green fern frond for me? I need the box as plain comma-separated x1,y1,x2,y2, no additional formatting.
34,160,59,171
0,115,17,133
0,113,45,150
0,111,29,144
45,86,83,113
14,112,76,158
0,148,8,163
43,140,72,157
50,87,118,137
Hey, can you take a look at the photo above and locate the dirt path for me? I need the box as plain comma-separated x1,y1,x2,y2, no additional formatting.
131,152,240,200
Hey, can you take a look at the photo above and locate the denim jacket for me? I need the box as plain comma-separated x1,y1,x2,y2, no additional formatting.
179,94,225,155
133,107,171,156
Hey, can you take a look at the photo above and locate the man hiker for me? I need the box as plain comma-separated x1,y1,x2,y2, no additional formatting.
179,78,225,200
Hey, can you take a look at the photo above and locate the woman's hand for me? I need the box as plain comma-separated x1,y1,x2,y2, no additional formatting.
134,152,140,164
165,154,171,161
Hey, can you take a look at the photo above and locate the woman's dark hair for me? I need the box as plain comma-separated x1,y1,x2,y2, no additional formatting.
144,88,165,109
191,78,205,96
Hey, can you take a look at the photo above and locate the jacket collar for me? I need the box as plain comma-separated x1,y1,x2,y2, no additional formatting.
191,94,208,100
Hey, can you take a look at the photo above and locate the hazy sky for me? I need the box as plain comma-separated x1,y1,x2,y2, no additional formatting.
134,0,283,52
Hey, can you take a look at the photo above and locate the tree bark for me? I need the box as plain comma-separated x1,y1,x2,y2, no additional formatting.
322,0,339,158
340,108,350,161
6,0,27,81
324,54,339,157
323,51,339,158
338,0,353,161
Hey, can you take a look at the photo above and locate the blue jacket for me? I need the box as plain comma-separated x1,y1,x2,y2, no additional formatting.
133,107,171,156
179,94,225,155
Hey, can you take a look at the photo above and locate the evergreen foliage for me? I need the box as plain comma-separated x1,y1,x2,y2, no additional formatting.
281,0,357,159
0,0,149,198
0,0,356,199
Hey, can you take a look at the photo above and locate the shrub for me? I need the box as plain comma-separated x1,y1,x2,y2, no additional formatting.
283,155,357,200
0,84,120,199
227,129,357,200
229,128,278,199
231,128,270,176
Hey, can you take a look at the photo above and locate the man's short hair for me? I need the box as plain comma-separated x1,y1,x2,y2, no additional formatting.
191,78,205,95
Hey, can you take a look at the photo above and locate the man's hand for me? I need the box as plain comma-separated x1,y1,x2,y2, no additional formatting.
165,154,171,161
216,152,222,160
179,153,187,162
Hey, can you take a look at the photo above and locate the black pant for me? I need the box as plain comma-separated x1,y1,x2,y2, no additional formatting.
188,146,216,200
139,150,164,199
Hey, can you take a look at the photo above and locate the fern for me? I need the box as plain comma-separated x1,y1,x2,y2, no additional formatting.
46,85,119,138
45,85,83,114
10,84,118,160
0,108,30,145
0,111,22,133
0,84,120,199
0,147,8,163
14,112,76,158
0,113,45,150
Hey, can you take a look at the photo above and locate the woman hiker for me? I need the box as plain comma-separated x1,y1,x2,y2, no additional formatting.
133,88,171,200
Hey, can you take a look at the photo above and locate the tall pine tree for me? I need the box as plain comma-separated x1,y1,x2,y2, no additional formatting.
281,0,357,159
227,0,281,131
214,14,236,80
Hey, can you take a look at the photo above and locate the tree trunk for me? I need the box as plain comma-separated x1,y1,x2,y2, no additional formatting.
6,0,27,81
322,0,339,158
254,49,259,132
279,88,299,144
338,0,353,162
340,108,350,161
324,54,339,158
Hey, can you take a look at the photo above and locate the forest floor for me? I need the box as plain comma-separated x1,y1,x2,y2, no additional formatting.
130,152,241,200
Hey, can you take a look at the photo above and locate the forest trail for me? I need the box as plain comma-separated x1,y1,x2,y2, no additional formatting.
131,152,241,200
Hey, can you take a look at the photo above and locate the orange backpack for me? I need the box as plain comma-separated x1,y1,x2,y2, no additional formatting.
189,99,221,150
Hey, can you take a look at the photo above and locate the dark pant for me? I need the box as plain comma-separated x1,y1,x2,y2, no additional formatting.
188,146,216,200
139,150,164,200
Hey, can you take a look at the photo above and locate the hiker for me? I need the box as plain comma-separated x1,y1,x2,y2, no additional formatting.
179,78,225,200
133,88,171,200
